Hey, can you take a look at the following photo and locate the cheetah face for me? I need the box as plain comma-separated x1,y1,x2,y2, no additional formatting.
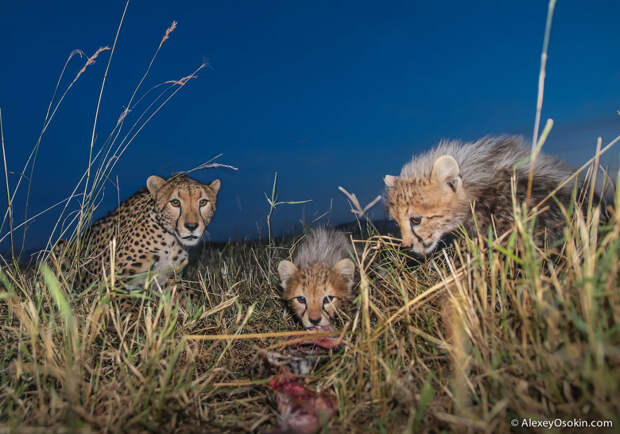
385,155,468,255
277,259,355,329
147,175,221,247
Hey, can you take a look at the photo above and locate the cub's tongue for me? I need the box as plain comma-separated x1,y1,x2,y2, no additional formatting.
286,324,342,351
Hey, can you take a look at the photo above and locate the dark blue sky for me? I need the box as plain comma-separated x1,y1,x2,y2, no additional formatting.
1,1,619,251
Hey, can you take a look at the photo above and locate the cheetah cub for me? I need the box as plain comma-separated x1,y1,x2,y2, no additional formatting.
277,228,356,329
59,174,220,290
384,136,583,255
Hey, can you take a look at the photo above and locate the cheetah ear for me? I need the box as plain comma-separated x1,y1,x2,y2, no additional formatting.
431,155,462,192
147,175,166,196
332,258,355,289
384,175,398,188
209,179,221,195
277,260,298,289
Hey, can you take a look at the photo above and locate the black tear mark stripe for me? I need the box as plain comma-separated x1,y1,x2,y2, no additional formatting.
412,229,424,243
175,213,182,235
297,302,308,318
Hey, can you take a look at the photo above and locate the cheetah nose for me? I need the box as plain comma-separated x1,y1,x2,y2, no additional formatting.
184,222,199,232
309,317,321,326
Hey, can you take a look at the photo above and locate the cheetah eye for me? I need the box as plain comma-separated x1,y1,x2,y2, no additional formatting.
199,199,209,207
295,296,307,304
410,216,422,226
323,296,335,305
169,199,181,208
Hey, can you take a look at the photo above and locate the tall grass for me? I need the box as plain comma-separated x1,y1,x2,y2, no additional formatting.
0,152,617,432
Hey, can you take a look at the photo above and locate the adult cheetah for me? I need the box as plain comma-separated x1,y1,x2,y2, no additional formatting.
57,174,221,290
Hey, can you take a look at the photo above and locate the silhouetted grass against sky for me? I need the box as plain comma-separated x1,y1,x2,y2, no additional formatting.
1,0,619,251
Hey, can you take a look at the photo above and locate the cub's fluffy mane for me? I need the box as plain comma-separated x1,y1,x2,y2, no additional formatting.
293,228,351,269
399,136,572,191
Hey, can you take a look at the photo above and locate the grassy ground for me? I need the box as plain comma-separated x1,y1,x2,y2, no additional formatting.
0,167,618,432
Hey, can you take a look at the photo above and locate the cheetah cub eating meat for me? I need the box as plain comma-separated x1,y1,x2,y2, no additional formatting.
384,136,585,255
59,174,220,290
277,228,356,329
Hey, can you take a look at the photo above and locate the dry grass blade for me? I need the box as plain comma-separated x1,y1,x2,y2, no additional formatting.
182,154,239,175
338,186,382,218
185,330,339,341
0,108,14,260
